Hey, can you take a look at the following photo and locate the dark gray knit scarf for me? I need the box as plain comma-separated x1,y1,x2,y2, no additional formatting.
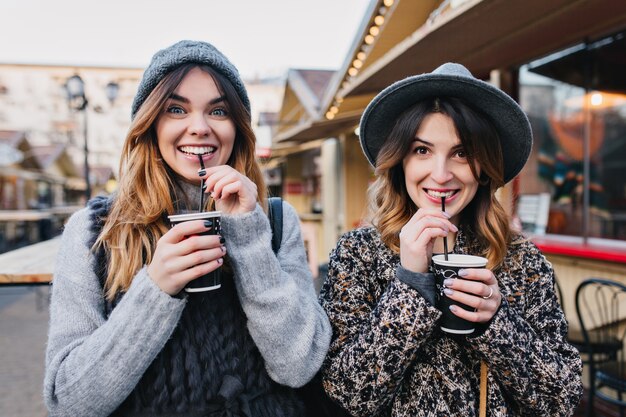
87,196,304,417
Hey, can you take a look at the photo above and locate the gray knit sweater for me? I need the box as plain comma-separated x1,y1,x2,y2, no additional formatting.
44,200,331,416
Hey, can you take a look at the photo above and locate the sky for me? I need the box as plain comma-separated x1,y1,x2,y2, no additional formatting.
1,0,371,79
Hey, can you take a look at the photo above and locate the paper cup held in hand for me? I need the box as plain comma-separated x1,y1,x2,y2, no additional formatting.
432,254,488,335
168,211,222,293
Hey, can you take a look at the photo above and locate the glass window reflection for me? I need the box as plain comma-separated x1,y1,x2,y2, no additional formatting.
518,31,626,242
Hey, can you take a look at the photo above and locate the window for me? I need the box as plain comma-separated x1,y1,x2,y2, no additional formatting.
518,30,626,242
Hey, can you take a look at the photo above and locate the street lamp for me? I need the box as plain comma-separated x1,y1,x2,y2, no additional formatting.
64,75,119,201
65,75,90,200
105,81,119,105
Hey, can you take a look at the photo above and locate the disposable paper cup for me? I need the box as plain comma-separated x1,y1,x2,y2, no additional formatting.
432,254,488,335
168,211,222,293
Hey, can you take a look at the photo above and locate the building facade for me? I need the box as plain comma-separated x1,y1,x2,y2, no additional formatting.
0,63,143,178
271,0,626,338
0,63,284,252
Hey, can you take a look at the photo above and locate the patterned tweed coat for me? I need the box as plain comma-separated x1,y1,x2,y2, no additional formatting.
319,226,582,417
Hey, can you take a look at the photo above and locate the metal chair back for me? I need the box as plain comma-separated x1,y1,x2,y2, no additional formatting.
575,278,626,416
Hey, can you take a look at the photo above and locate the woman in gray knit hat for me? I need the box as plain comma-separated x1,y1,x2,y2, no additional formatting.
44,40,331,417
318,63,583,416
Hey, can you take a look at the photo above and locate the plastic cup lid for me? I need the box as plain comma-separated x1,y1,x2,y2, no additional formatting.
168,211,221,222
432,254,487,267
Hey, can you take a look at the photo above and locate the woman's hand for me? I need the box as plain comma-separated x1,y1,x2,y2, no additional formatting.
147,219,226,295
200,165,257,214
443,268,502,323
399,208,458,273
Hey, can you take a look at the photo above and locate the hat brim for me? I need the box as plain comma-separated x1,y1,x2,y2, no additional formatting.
359,73,532,183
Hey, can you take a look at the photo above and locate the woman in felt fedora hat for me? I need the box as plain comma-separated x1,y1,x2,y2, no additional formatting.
318,63,582,416
44,40,331,417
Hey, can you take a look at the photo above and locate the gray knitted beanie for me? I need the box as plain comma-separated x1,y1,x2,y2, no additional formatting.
131,40,250,119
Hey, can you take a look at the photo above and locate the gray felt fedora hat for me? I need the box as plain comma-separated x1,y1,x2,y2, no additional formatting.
359,62,532,183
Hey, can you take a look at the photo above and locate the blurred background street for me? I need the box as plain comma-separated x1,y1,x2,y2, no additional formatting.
0,286,49,417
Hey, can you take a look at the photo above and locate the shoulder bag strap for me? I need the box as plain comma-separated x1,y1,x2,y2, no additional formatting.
479,360,488,417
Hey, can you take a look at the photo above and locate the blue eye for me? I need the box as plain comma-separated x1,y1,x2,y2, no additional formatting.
211,107,228,117
166,105,185,115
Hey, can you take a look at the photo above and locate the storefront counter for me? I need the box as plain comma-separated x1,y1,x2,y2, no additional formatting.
532,235,626,264
531,235,626,331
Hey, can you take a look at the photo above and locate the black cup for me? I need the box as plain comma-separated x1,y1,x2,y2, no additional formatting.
432,254,488,335
168,211,222,293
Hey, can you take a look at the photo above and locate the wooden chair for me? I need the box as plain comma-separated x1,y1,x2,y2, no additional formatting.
575,278,626,417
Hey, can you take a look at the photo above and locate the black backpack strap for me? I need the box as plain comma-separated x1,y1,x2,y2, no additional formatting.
267,197,283,254
267,197,350,416
297,371,352,417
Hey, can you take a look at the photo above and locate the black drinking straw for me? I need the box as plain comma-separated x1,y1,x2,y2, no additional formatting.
441,196,449,260
198,155,205,212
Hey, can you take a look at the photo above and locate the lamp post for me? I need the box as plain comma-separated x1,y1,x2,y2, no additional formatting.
105,81,120,105
65,75,91,200
64,76,119,201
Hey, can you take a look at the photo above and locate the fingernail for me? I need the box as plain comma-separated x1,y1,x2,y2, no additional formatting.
444,288,453,296
217,258,223,265
202,183,208,190
198,169,206,176
451,224,459,232
219,236,225,244
449,305,457,312
442,211,451,218
458,269,468,277
221,246,226,253
443,279,454,287
203,220,213,228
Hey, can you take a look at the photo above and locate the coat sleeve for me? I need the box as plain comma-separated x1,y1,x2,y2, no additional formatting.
467,241,583,416
318,229,442,417
220,202,332,388
43,208,187,417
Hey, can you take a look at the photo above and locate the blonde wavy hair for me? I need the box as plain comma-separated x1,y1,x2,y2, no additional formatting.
96,64,267,299
369,97,512,270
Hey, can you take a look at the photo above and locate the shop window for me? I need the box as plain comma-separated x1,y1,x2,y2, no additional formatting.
519,30,626,242
264,165,283,198
301,150,322,214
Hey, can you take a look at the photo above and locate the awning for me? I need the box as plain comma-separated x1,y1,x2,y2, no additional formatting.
64,177,87,191
274,110,362,143
270,139,327,158
0,166,44,181
274,0,626,146
0,166,87,190
343,0,626,98
528,32,626,93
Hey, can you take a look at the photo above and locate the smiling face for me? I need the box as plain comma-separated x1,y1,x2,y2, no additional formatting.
402,112,480,224
155,66,236,184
